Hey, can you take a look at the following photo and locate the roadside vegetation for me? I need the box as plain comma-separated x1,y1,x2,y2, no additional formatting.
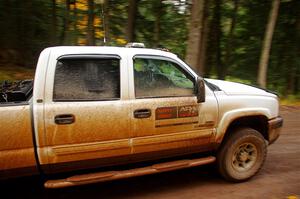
0,66,34,82
0,0,299,104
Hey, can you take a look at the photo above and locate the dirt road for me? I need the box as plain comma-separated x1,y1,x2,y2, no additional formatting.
1,106,299,199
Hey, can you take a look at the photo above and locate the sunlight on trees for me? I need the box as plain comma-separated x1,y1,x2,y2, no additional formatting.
0,0,299,98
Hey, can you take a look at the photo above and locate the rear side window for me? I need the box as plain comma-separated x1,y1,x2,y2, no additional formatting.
53,58,120,101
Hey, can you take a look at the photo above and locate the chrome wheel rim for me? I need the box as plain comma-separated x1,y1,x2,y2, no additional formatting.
232,143,257,172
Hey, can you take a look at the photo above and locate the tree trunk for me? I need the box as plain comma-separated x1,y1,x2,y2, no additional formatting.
154,0,162,47
214,0,223,80
1,0,12,48
20,1,33,67
51,0,57,44
87,0,95,45
60,0,71,45
73,0,78,45
127,0,138,42
223,0,239,78
287,1,300,95
257,0,280,88
197,0,210,76
185,0,206,72
296,3,300,94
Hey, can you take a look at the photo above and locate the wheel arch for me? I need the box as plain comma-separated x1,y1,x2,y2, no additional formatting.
215,109,270,148
223,115,268,143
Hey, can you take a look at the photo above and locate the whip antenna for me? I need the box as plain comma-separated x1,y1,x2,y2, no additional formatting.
95,0,106,44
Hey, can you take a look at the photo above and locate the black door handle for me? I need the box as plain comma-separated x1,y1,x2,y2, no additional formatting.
55,114,75,125
134,109,151,119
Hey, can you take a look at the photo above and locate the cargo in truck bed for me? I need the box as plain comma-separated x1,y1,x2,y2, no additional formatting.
0,80,33,102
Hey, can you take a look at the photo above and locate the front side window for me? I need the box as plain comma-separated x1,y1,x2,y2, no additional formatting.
53,58,120,101
134,58,195,98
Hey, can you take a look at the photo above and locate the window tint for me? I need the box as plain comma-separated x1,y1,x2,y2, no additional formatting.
134,58,195,98
54,58,120,101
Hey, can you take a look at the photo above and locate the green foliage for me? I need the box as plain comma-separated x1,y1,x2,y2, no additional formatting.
225,76,252,85
0,66,34,82
0,0,54,67
0,0,298,99
135,0,188,57
205,0,299,97
280,94,300,105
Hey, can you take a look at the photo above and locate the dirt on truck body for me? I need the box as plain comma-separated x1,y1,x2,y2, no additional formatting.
0,45,283,188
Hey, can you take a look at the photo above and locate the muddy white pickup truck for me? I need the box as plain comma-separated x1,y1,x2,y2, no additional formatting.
0,44,283,188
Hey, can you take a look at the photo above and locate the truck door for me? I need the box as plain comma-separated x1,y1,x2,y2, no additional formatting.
43,55,131,173
129,55,218,158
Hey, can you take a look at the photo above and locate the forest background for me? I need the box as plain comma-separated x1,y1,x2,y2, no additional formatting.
0,0,299,104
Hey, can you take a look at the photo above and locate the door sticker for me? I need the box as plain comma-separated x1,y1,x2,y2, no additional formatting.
178,105,198,118
155,105,198,120
155,107,177,120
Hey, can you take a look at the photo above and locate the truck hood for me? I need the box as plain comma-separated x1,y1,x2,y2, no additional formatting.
205,78,277,97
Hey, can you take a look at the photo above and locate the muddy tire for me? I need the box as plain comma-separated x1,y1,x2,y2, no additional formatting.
217,128,267,182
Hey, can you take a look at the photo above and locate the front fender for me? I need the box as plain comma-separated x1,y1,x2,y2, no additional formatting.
215,108,272,143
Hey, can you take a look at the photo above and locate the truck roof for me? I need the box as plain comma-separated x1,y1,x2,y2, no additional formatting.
43,46,179,59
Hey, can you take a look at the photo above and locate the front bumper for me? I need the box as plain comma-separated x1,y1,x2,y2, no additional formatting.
268,116,283,145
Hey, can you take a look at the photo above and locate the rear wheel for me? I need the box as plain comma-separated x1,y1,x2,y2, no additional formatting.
217,128,267,182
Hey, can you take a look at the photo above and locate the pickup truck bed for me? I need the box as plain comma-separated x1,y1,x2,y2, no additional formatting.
0,80,33,103
0,101,38,178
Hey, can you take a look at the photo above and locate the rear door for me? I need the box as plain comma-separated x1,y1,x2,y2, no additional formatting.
43,55,131,172
129,55,216,158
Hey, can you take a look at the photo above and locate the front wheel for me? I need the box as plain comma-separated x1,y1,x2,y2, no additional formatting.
217,128,267,182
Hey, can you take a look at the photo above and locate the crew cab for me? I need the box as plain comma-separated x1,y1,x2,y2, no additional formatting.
0,45,283,188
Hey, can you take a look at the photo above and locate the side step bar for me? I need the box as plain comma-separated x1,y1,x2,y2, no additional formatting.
44,156,216,189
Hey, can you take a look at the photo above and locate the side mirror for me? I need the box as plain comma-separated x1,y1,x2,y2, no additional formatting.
196,77,205,103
